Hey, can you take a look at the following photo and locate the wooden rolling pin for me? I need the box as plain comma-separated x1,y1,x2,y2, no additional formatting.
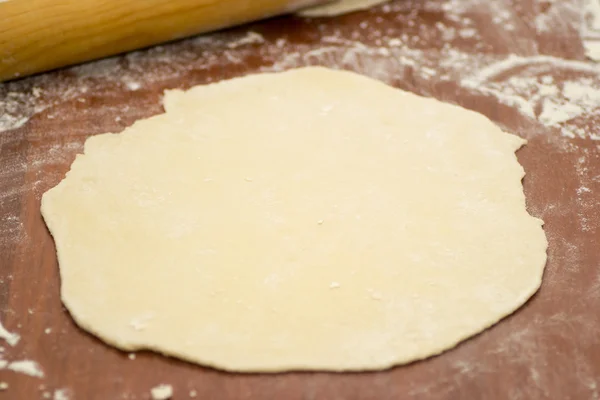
0,0,330,82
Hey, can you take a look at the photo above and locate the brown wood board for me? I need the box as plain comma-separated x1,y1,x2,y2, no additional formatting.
1,1,599,399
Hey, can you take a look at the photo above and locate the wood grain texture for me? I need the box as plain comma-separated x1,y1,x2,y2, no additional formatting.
1,0,599,399
0,0,330,82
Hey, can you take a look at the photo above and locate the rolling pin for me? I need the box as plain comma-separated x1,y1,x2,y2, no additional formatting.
0,0,331,82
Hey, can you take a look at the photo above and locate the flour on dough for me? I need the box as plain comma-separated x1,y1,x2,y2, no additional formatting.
297,0,389,17
41,67,547,372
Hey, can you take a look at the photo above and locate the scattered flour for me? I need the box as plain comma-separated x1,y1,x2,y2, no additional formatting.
0,319,20,346
53,388,72,400
582,0,600,60
2,359,45,378
226,31,265,48
0,320,46,380
584,41,600,60
462,55,600,140
150,384,173,400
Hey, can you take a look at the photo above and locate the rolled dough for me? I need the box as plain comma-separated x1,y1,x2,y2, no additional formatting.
41,67,547,372
297,0,389,17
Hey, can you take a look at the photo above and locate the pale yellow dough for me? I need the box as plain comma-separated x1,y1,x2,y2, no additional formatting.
41,67,547,372
297,0,389,17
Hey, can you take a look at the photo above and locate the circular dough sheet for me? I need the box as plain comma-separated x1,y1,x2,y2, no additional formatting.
297,0,389,17
41,67,547,372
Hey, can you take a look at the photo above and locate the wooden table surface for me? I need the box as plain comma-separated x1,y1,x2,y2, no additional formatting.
1,0,599,399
